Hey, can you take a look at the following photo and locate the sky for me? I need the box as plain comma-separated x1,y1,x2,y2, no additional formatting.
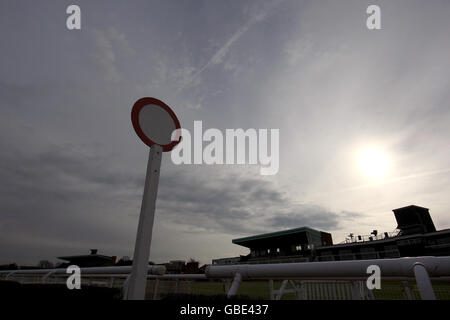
1,0,450,266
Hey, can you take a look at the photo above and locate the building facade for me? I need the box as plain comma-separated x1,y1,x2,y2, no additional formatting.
213,205,450,265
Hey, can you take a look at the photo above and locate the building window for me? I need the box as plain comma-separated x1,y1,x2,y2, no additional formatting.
276,248,280,253
360,247,378,259
339,249,354,260
318,251,334,261
296,245,301,251
384,245,400,258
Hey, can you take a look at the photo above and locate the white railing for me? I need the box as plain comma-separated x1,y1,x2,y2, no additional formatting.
0,265,165,278
2,256,450,300
205,256,450,300
0,265,166,299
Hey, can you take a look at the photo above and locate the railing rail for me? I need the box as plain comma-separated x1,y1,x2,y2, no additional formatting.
2,256,450,300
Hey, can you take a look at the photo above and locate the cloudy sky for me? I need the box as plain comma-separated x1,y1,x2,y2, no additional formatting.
1,0,450,266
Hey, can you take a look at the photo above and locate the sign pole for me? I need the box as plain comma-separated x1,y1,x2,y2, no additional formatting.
127,144,163,300
128,96,181,300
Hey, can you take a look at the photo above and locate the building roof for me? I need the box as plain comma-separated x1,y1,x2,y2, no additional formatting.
232,226,322,247
57,254,114,262
392,204,429,212
57,249,116,266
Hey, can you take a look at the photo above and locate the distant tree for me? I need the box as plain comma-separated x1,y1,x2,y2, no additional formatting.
183,259,200,274
116,256,132,266
37,260,54,269
0,263,18,270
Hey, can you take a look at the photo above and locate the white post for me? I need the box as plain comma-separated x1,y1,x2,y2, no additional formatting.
175,279,179,294
276,280,288,300
413,263,436,300
269,280,274,300
153,278,160,300
42,270,56,283
402,281,413,300
5,270,18,280
351,281,362,300
126,145,163,300
289,280,301,299
227,273,242,297
122,274,131,298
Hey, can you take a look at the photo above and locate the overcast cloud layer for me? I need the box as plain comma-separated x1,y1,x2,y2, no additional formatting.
1,0,450,265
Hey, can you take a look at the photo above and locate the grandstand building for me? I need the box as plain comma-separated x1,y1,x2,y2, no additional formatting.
212,205,450,265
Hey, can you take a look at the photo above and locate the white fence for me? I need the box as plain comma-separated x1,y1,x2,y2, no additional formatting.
268,280,374,300
1,256,450,300
206,256,450,300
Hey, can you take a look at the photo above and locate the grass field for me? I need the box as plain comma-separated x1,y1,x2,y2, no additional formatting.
187,280,450,300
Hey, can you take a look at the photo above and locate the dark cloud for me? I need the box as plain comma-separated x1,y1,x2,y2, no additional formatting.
0,143,144,263
2,0,450,265
156,167,357,236
0,141,358,263
266,207,362,231
0,82,40,107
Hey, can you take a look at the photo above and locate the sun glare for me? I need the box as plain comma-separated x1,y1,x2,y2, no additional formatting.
358,147,390,179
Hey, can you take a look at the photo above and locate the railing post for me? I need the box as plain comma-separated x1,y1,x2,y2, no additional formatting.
413,263,436,300
269,280,274,300
223,280,231,294
351,281,362,300
276,280,288,300
299,281,307,300
5,270,19,280
122,274,131,299
42,271,56,283
227,273,242,298
401,281,414,300
153,278,159,300
289,280,302,300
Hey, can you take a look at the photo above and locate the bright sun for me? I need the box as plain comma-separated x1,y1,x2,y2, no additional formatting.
358,147,390,179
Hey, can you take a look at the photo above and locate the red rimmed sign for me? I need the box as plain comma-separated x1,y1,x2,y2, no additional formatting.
131,97,181,152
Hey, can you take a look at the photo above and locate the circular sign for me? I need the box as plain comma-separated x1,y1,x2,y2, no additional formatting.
131,97,182,152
